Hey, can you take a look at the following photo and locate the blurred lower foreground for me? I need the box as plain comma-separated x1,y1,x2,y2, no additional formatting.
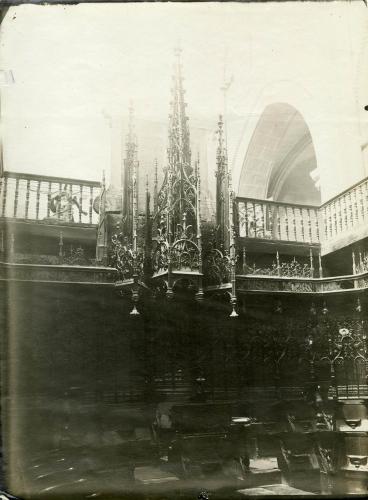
4,392,368,499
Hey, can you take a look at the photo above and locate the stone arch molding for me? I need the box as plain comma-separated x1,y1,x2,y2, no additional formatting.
231,80,342,203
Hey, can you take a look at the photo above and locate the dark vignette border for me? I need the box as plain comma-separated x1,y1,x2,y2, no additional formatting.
0,0,367,499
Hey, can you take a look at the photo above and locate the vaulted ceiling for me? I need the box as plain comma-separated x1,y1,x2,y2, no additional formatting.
238,103,321,206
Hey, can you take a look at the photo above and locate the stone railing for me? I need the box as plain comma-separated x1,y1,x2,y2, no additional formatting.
320,176,368,253
0,171,101,226
321,177,368,241
236,176,368,253
236,197,320,244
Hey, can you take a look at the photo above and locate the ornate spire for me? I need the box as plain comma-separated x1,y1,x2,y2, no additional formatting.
216,115,227,178
96,169,108,265
168,46,192,182
153,158,158,215
122,102,139,239
215,115,230,251
150,47,203,301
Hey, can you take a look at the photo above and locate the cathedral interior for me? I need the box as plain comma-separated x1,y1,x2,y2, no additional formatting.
2,3,368,499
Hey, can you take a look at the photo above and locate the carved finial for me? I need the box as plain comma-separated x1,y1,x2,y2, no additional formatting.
130,304,139,316
322,301,329,315
276,251,280,276
242,247,247,273
352,249,356,274
194,152,200,179
230,302,238,318
59,231,64,264
318,251,323,278
309,247,314,277
154,158,158,183
216,115,225,164
160,211,165,228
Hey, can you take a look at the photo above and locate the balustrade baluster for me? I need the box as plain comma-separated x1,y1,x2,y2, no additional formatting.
79,185,83,223
56,182,63,219
315,209,320,242
36,180,41,220
253,202,257,237
261,203,266,238
268,204,274,236
13,177,19,218
324,205,328,240
333,200,338,237
325,204,329,238
338,197,343,234
46,181,51,218
244,202,249,237
344,194,348,229
1,176,7,217
277,205,281,240
349,191,354,228
68,184,73,222
299,208,305,241
359,184,365,222
284,207,289,241
89,186,93,224
326,203,330,238
329,204,333,238
307,208,312,242
364,181,368,219
292,206,297,241
354,188,360,225
25,179,31,219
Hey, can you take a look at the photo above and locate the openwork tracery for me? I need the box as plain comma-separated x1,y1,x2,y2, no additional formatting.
150,47,203,301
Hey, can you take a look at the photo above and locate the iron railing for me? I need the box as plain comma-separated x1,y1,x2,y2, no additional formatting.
0,261,116,284
236,271,368,294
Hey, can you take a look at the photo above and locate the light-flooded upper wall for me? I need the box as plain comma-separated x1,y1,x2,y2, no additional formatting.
227,2,368,204
1,2,367,207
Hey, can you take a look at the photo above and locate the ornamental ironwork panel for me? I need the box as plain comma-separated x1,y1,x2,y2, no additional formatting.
203,248,231,287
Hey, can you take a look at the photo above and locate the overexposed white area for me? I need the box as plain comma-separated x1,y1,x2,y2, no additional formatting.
1,1,368,204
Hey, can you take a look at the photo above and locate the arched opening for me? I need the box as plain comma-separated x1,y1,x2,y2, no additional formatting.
238,103,321,206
